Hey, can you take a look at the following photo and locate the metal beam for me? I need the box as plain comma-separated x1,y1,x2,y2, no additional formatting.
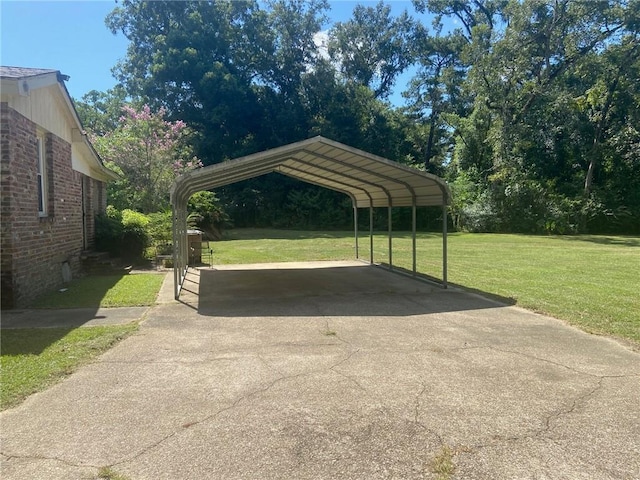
369,205,374,264
172,205,179,300
443,203,448,289
286,156,392,204
276,165,364,205
302,148,418,202
354,205,359,259
412,203,417,275
388,204,393,270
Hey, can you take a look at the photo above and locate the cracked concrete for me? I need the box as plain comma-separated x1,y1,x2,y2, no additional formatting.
1,261,639,479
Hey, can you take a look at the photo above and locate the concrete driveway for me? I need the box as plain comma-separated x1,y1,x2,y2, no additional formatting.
2,261,639,479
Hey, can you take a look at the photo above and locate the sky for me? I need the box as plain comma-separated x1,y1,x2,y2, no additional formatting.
1,0,426,107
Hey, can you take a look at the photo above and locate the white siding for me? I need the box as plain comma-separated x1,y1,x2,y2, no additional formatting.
4,84,73,143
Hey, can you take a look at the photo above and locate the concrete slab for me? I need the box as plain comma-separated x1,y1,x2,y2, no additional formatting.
1,262,638,479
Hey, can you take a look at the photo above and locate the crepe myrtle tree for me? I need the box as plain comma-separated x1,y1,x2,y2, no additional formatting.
93,104,202,213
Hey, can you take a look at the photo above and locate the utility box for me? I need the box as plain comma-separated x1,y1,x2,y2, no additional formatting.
187,230,203,265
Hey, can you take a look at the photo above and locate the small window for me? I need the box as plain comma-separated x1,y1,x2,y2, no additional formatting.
36,135,47,216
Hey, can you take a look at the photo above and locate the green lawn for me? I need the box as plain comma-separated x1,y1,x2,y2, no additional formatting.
215,229,640,345
3,232,635,411
1,324,138,410
31,273,165,308
1,273,164,410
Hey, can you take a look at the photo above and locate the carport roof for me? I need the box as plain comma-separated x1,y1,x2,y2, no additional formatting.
171,136,451,208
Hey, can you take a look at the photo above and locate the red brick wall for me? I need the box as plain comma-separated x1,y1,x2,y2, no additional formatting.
1,103,16,308
1,104,88,308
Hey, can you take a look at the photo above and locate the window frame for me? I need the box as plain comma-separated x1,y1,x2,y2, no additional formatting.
36,133,47,217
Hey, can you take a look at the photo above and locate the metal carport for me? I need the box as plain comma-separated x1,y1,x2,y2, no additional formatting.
170,136,451,300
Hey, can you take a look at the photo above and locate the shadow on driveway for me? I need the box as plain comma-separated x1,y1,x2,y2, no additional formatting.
179,262,515,318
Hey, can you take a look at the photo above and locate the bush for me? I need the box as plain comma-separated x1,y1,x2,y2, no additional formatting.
456,180,582,234
282,188,351,229
120,210,150,260
94,207,150,261
460,192,500,232
148,211,173,246
187,191,230,240
95,206,124,255
539,195,581,234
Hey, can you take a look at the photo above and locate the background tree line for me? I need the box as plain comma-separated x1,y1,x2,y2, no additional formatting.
77,0,640,234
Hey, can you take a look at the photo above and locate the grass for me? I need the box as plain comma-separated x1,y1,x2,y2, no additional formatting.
1,324,138,410
4,230,635,410
429,446,456,480
31,273,165,308
97,466,131,480
1,273,163,409
214,229,640,345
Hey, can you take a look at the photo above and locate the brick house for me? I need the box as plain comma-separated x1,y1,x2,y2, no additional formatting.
1,66,119,309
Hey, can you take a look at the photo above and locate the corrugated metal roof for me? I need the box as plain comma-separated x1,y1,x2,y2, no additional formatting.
171,136,451,209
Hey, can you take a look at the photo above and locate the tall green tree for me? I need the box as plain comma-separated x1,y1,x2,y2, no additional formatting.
404,24,467,171
74,86,129,136
106,0,271,164
249,0,330,146
414,0,639,233
328,1,414,99
99,0,640,233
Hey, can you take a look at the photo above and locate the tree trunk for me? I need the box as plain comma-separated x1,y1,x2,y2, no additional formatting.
583,76,619,198
425,112,438,171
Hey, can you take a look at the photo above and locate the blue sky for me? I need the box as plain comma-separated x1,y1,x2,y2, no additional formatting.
1,1,426,106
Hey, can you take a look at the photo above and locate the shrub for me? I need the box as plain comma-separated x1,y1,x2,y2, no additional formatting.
94,207,150,261
119,209,150,260
95,206,124,255
187,191,230,240
459,191,500,233
148,211,173,246
539,195,581,234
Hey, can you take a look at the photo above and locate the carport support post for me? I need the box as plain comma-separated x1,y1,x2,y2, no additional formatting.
369,206,374,264
172,205,179,299
173,200,189,300
443,203,448,288
388,205,393,270
353,205,359,259
412,204,417,275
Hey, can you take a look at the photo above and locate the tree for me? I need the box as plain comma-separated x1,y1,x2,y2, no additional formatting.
574,32,640,231
187,191,230,240
418,0,639,233
74,86,129,136
249,0,330,147
92,105,202,213
106,0,271,164
328,1,414,99
412,0,507,43
404,25,467,171
101,0,639,233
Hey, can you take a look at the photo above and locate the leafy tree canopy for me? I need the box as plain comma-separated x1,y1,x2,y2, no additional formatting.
80,0,640,234
92,104,202,213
